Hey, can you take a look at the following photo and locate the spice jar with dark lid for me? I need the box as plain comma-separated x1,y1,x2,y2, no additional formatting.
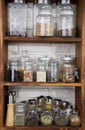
69,109,81,127
53,99,62,108
45,96,53,111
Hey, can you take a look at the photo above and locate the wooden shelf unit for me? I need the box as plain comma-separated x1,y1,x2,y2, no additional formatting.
0,0,85,130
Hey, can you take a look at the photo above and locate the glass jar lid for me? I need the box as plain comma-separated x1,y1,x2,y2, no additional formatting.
62,55,74,63
39,5,52,15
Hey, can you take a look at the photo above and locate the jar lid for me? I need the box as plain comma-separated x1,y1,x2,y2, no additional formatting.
46,96,52,102
58,0,70,4
39,5,52,15
29,99,36,105
62,55,74,62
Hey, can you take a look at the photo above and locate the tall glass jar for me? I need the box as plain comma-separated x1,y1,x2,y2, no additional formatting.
60,55,75,82
48,59,59,82
36,61,46,82
57,1,76,37
24,61,33,82
36,4,54,36
8,0,27,36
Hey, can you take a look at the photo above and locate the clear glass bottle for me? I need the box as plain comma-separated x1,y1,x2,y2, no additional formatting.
34,0,50,36
60,55,75,83
8,0,27,36
57,0,76,37
36,61,46,82
48,59,59,82
15,103,25,126
36,4,54,36
41,110,53,126
24,60,33,82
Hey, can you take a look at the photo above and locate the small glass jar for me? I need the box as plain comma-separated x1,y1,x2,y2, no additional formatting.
24,61,33,82
57,2,76,37
61,55,75,82
10,60,19,82
61,100,70,110
53,99,62,108
28,99,36,111
26,110,39,126
36,4,54,36
37,96,45,110
15,103,25,126
54,110,69,126
69,110,81,127
48,59,59,82
45,96,53,111
41,110,53,126
36,61,46,82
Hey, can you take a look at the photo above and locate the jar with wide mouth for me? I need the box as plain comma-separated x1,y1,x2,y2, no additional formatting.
45,96,53,111
60,55,75,82
48,59,59,82
36,4,54,36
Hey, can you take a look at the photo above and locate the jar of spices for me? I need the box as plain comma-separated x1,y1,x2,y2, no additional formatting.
61,55,75,82
37,95,45,110
69,109,81,127
54,110,69,126
36,4,54,36
61,100,70,110
41,110,53,126
36,61,46,82
25,110,39,126
45,96,53,111
24,60,33,82
57,0,76,37
48,59,59,82
53,99,62,109
28,99,36,111
15,103,25,126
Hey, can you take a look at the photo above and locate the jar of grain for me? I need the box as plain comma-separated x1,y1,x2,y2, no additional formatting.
36,4,54,36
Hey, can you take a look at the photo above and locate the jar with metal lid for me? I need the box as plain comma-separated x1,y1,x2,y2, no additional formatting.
61,100,70,110
57,1,76,37
15,103,25,126
60,55,75,82
53,99,62,108
41,110,53,126
69,109,81,127
45,96,53,111
28,99,36,111
36,4,54,36
24,60,33,82
54,110,69,126
36,61,46,82
37,96,45,110
26,110,39,126
48,59,59,82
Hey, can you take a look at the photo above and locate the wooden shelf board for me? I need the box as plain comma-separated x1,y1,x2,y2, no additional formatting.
3,82,82,87
4,126,81,130
4,36,82,43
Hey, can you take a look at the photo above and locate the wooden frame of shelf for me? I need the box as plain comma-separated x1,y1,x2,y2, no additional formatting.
4,36,82,43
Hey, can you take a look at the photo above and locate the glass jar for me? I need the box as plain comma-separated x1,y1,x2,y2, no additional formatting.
24,61,33,82
36,61,46,82
28,99,36,111
53,99,62,108
15,103,25,126
26,110,39,126
45,96,53,111
61,55,75,82
37,96,45,110
69,110,81,127
57,2,76,37
36,4,54,36
10,60,19,82
48,59,59,82
54,110,69,126
8,0,27,36
61,100,70,110
41,110,53,126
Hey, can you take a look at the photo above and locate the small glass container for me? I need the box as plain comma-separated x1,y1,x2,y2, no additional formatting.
24,61,33,82
53,99,62,108
69,110,81,127
61,55,75,82
28,99,36,111
10,60,19,82
48,59,59,82
61,100,70,110
36,61,46,82
36,4,54,36
45,96,53,111
26,110,39,126
15,103,25,126
54,110,69,126
57,1,76,37
41,110,53,126
37,96,45,110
